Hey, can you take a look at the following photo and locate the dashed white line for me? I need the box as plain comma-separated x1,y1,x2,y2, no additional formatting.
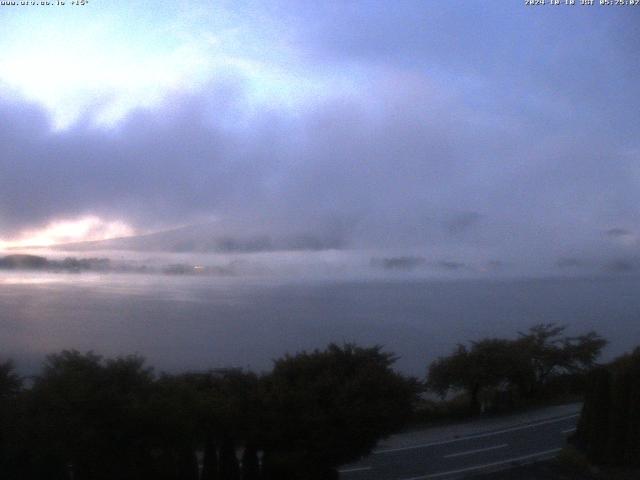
398,448,563,480
443,443,508,459
562,427,576,434
374,413,579,454
338,466,372,474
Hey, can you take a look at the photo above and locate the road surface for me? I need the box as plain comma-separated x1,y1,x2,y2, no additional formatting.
339,405,580,479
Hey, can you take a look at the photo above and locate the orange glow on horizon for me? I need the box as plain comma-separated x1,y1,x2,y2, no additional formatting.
0,216,134,250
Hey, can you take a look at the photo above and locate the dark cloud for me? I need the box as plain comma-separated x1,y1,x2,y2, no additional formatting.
605,259,636,274
434,261,466,271
195,232,348,254
486,260,505,269
444,212,483,235
371,256,426,271
606,228,632,237
556,258,585,269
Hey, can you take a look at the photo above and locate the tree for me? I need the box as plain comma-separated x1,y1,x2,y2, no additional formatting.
0,360,23,478
427,324,607,412
2,345,418,480
261,343,419,479
515,324,607,394
171,369,262,480
574,348,640,467
21,351,157,480
0,360,21,399
427,339,530,412
575,367,611,464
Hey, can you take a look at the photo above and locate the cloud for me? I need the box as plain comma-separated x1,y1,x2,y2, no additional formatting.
51,220,351,254
556,258,585,269
444,212,483,235
1,72,638,275
434,261,467,271
371,256,426,271
606,228,632,237
0,3,639,278
604,259,636,274
0,216,133,249
486,260,505,269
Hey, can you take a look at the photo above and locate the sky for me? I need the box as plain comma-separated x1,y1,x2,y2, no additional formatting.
0,1,638,277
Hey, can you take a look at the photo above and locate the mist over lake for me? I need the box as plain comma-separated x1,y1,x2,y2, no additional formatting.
2,273,638,377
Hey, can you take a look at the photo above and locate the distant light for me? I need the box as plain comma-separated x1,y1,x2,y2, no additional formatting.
0,215,134,250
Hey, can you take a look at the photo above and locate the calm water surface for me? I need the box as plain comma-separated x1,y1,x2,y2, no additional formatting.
1,273,639,377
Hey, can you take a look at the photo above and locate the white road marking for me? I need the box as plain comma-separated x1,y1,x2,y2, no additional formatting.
398,448,563,480
443,443,508,459
562,427,576,434
338,466,372,474
374,413,579,454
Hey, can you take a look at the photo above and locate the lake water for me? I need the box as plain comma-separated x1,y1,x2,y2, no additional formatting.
1,273,639,377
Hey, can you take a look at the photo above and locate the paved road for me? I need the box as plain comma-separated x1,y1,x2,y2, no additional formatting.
339,411,579,480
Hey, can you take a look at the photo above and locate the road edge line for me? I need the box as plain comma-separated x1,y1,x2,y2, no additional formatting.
398,448,563,480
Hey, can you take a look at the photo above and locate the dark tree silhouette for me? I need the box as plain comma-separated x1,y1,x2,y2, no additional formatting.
1,344,416,480
0,360,24,478
427,324,607,412
19,351,157,480
428,339,530,412
515,324,607,394
574,348,640,467
0,360,21,398
261,343,419,479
